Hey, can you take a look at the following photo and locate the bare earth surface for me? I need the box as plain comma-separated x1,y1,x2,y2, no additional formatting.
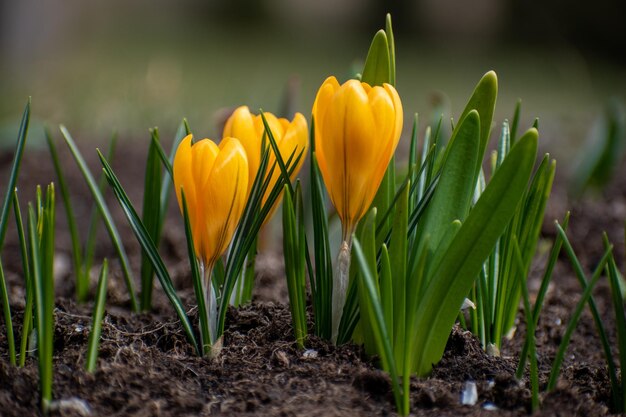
0,141,625,416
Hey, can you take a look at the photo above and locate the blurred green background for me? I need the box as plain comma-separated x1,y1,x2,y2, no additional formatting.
1,0,625,158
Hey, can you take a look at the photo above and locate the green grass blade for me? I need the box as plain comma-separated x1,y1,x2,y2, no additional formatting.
0,260,16,365
310,151,333,339
552,224,619,403
0,99,30,250
547,243,613,391
60,126,139,311
158,121,187,234
98,151,199,354
411,129,537,376
45,128,86,301
283,183,307,349
85,260,108,372
83,134,117,284
42,185,55,410
353,237,404,414
604,234,626,412
516,213,570,378
140,130,163,311
13,191,33,367
512,238,539,412
181,192,209,356
390,181,408,367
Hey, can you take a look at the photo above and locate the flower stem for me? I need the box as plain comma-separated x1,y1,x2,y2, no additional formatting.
200,261,222,358
331,236,353,344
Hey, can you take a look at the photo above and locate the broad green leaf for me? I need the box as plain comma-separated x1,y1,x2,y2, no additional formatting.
417,110,480,263
411,128,538,376
457,71,498,179
361,30,390,87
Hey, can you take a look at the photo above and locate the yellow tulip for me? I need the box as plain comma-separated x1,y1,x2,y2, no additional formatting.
223,106,308,209
312,76,403,238
173,134,249,268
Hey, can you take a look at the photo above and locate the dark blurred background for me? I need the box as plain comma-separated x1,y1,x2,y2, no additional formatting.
1,0,625,156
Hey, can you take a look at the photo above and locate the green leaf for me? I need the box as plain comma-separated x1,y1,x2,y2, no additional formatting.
418,110,480,264
457,71,498,180
389,180,408,367
283,182,308,349
411,128,538,376
355,209,379,356
13,191,32,367
0,99,30,250
86,260,108,372
361,30,391,87
98,150,199,354
547,243,612,391
61,126,139,312
140,130,163,311
46,128,86,302
385,14,396,86
182,191,210,356
604,233,626,412
0,261,15,366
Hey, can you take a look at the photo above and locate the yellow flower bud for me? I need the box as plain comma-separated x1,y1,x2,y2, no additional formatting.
173,134,249,267
312,76,403,236
223,106,309,211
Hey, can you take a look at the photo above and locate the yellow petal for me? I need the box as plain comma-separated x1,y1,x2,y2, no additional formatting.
311,77,403,234
200,137,249,265
223,106,260,188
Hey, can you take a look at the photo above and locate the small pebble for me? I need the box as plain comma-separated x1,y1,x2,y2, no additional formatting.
461,381,478,406
302,349,318,359
483,402,498,411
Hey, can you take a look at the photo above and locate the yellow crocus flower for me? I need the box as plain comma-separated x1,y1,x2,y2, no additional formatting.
173,134,249,269
313,76,403,238
312,76,403,342
223,106,309,208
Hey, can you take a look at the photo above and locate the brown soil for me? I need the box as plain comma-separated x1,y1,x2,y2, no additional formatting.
0,139,625,416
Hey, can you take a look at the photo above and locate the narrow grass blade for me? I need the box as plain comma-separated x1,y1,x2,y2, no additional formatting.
283,183,307,349
98,151,199,354
311,151,333,339
353,237,404,414
85,260,108,372
554,224,619,402
140,130,163,311
510,99,521,143
512,238,539,412
0,99,30,250
13,191,33,367
83,134,118,283
0,261,15,365
181,192,210,356
516,213,570,378
60,126,139,311
41,185,55,410
547,243,613,391
45,128,86,301
604,234,626,412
